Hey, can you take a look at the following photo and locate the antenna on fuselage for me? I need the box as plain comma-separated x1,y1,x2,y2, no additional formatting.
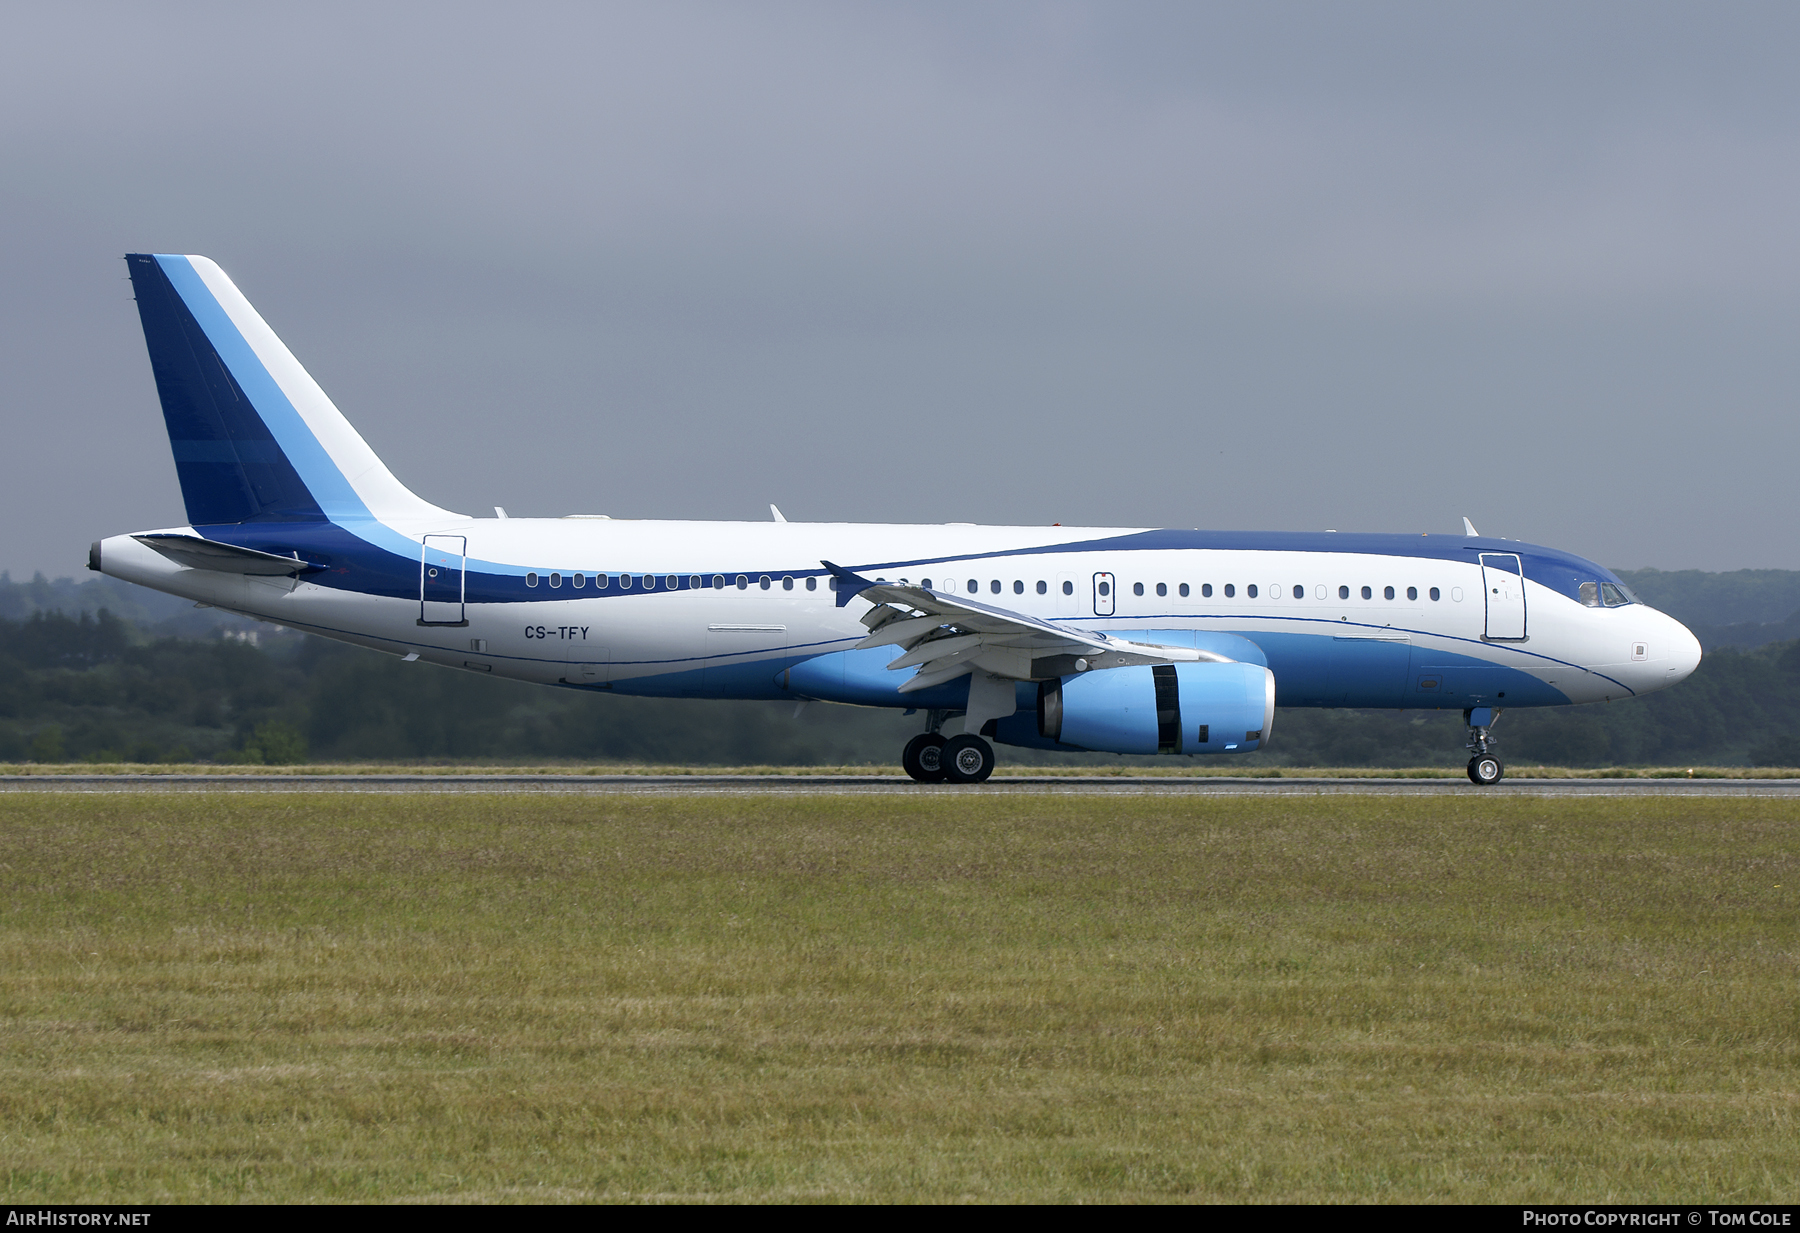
770,504,788,523
1462,516,1480,537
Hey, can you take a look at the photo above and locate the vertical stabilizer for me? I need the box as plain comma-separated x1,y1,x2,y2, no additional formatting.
126,254,455,526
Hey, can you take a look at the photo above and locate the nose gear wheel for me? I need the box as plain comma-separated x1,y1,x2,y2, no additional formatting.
1467,754,1504,785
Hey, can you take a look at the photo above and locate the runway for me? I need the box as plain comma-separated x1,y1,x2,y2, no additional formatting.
3,774,1798,796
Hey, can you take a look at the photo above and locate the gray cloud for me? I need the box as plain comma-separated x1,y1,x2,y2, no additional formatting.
3,1,1798,576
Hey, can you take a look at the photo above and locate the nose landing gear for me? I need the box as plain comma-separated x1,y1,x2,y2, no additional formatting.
1465,706,1504,785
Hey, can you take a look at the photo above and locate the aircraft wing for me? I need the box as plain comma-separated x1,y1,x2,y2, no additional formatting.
823,561,1234,693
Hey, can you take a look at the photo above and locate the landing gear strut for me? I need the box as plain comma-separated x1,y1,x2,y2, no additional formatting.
1465,706,1504,785
902,709,950,783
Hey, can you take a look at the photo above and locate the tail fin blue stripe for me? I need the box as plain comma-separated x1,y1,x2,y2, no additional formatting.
130,254,374,526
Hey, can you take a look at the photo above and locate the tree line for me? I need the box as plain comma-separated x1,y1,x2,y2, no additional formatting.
3,604,1798,767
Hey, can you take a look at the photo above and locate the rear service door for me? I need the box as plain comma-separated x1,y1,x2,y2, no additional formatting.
1479,553,1526,640
420,535,468,626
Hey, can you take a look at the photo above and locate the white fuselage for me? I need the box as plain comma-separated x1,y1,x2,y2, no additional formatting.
98,517,1702,709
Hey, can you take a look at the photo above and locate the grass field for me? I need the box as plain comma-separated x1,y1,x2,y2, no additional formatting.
1,792,1794,1203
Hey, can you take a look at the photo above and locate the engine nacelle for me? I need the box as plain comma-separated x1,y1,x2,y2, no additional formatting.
1006,661,1275,755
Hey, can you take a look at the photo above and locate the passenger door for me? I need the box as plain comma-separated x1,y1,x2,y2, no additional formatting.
1479,553,1526,640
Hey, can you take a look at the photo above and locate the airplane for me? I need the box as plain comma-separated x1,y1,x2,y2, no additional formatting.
89,253,1704,784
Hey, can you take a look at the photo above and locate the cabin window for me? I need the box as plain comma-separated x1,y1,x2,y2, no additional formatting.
921,578,933,590
1384,586,1395,600
736,574,748,590
1292,585,1304,599
1429,587,1440,601
596,574,609,590
1156,582,1166,597
1133,582,1144,596
1246,584,1258,598
1062,580,1074,595
1407,586,1417,601
968,578,978,592
712,575,724,589
1037,580,1047,595
1014,580,1024,594
1337,585,1348,599
1098,581,1111,597
806,576,817,591
1201,583,1211,597
1223,584,1234,597
991,580,1001,594
1179,583,1189,597
549,572,562,588
759,575,771,590
665,576,678,590
1361,586,1371,600
620,574,632,589
782,576,794,590
525,572,539,588
571,573,585,589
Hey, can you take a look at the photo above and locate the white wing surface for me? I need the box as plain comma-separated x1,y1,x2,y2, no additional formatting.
827,563,1236,694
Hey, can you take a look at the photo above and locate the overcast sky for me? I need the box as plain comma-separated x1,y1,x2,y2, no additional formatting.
4,1,1798,576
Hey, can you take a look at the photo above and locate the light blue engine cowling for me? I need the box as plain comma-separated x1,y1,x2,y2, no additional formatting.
1027,661,1277,755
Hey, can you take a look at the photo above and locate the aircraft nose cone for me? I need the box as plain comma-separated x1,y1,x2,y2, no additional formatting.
1665,615,1702,684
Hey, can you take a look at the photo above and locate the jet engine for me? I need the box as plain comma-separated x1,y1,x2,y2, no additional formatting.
998,661,1276,755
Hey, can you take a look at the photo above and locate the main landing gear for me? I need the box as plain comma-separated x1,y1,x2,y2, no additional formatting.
901,711,996,784
941,734,996,783
1465,706,1504,786
901,733,946,782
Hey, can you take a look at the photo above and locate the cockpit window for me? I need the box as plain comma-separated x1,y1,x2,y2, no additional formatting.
1600,582,1633,607
1579,581,1601,607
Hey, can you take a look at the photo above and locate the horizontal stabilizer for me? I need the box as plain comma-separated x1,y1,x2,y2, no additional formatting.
132,533,321,576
